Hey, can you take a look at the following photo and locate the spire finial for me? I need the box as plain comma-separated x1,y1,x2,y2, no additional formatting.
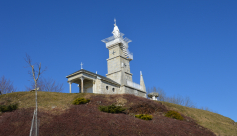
114,18,116,26
140,71,142,76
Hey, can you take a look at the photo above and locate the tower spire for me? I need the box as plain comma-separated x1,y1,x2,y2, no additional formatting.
140,71,146,92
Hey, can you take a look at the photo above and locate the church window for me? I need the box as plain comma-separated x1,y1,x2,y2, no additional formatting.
112,88,115,92
106,86,109,90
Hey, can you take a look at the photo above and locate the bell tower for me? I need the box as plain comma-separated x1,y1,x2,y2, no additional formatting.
102,19,146,97
102,19,133,85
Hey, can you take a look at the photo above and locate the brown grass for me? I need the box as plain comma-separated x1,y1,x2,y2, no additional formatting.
0,91,87,111
161,101,237,136
0,95,215,136
0,92,236,135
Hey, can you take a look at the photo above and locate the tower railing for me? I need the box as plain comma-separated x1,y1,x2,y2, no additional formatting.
127,80,142,90
126,49,133,60
102,32,133,60
101,33,125,43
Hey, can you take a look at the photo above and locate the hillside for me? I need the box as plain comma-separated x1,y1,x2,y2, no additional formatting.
0,92,236,136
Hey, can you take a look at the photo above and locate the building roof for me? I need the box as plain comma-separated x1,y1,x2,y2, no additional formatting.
147,92,159,98
66,69,120,86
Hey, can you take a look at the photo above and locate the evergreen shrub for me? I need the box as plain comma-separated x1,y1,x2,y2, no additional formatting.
99,104,125,113
72,98,90,105
165,110,184,120
135,114,153,120
0,103,18,112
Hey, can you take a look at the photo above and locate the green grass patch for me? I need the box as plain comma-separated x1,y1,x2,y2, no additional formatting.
99,104,125,113
135,114,153,120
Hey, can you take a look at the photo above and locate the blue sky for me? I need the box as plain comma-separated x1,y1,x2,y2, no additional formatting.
0,1,236,121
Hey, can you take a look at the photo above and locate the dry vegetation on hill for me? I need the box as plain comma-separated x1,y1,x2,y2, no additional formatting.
0,92,236,136
161,101,237,136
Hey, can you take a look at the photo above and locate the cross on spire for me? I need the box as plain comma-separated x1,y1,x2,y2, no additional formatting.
81,62,83,69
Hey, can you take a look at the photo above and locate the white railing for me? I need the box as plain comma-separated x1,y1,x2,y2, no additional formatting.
101,35,115,43
105,38,121,48
124,37,132,43
126,49,133,60
127,80,142,90
102,33,133,59
101,33,125,43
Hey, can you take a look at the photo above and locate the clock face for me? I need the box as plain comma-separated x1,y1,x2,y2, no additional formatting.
112,50,116,55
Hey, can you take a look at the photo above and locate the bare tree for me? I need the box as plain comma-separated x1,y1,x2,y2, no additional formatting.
0,76,17,94
164,95,196,108
183,96,196,108
25,54,46,91
26,77,64,92
147,87,196,108
25,54,46,136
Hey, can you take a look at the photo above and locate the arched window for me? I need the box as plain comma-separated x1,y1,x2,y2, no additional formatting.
112,88,115,92
106,86,109,90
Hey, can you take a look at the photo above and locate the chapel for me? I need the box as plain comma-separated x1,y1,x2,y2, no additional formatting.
66,20,147,98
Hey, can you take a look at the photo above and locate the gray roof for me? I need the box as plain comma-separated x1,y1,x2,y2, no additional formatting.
148,92,159,97
66,69,120,86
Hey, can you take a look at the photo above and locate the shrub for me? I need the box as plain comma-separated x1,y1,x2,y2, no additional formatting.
0,103,18,112
72,98,90,105
135,114,153,120
165,110,183,120
99,104,125,113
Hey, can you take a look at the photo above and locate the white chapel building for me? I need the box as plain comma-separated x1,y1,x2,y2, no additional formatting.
66,21,147,98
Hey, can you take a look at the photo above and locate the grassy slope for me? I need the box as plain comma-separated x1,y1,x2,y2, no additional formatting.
160,101,237,136
0,92,236,135
0,91,84,110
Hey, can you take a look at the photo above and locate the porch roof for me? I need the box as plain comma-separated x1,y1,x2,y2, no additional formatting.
66,69,120,86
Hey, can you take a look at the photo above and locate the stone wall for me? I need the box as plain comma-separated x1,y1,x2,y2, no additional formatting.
124,85,146,98
107,57,121,74
100,81,121,94
107,71,121,84
94,79,102,94
124,72,133,82
119,57,131,73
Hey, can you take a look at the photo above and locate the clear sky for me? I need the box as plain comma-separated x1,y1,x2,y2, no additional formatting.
0,1,236,121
